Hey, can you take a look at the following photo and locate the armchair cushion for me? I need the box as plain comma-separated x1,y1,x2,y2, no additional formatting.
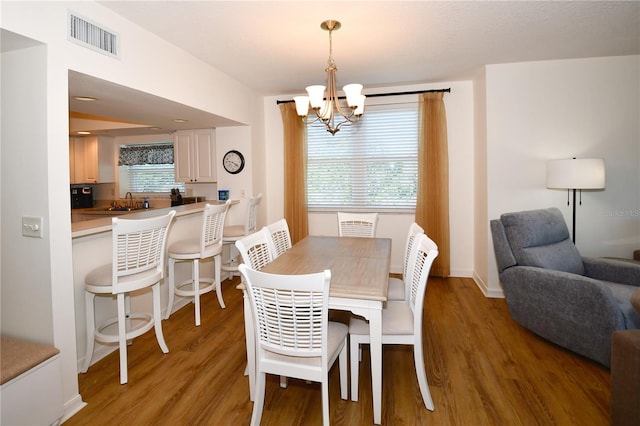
501,207,584,275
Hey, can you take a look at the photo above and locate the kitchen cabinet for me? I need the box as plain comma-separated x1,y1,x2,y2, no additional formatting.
174,129,217,183
69,136,115,184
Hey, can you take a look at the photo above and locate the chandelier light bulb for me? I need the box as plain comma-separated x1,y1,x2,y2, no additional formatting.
343,84,363,107
306,85,326,109
354,95,366,116
293,96,310,116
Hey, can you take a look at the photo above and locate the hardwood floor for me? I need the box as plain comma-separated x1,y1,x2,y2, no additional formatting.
65,275,610,425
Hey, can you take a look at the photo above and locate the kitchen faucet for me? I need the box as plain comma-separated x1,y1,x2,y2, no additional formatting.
125,192,133,208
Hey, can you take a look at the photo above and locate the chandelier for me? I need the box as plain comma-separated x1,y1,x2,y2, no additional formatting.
294,20,365,135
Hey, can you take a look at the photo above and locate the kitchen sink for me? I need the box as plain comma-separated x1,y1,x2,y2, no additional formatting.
106,207,141,212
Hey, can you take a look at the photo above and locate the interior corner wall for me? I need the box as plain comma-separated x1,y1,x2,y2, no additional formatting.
1,44,54,343
472,68,491,295
485,55,640,294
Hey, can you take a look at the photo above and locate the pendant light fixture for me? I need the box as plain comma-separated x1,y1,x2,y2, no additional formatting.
294,20,365,135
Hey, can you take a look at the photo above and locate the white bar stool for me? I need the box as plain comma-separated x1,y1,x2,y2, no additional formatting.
81,211,176,384
165,201,230,326
221,193,262,280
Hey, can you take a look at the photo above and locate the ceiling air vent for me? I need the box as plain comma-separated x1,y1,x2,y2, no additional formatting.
67,11,119,58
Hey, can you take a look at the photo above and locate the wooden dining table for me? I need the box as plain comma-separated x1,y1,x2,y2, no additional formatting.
242,235,391,425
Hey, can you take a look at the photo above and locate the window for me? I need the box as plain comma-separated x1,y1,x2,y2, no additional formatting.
119,143,184,194
306,102,418,211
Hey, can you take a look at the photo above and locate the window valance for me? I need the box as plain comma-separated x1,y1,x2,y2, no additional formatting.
119,143,174,166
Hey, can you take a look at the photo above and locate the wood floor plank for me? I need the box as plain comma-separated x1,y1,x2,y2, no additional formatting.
65,275,610,425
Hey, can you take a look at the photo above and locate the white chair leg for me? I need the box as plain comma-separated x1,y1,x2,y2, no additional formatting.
164,257,176,320
321,380,330,426
214,254,225,308
193,259,201,326
339,338,348,400
152,283,169,353
125,294,132,346
350,335,360,401
280,376,288,388
250,371,266,426
117,293,128,385
413,342,434,411
243,290,255,402
81,291,95,373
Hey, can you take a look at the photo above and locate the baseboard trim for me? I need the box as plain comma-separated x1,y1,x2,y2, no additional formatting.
472,271,504,298
61,393,87,423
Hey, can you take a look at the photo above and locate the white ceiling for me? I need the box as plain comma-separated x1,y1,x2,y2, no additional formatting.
41,1,640,135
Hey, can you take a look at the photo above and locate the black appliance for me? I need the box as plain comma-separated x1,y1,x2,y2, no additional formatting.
71,186,93,209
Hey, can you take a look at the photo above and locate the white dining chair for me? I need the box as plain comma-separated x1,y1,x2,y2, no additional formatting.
387,222,424,301
165,201,230,326
235,229,274,272
235,228,279,397
81,211,176,384
238,264,348,426
263,218,292,259
222,194,262,280
337,212,378,238
349,232,438,410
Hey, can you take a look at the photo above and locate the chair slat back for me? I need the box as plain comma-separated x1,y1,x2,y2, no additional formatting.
264,218,292,259
201,201,230,255
405,233,438,318
403,223,425,279
239,264,331,358
337,212,378,238
244,193,263,235
236,229,274,271
112,211,176,293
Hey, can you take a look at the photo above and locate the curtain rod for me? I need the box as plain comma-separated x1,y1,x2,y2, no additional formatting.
276,87,450,104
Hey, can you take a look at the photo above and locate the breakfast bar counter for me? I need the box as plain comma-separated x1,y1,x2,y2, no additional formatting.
71,202,219,238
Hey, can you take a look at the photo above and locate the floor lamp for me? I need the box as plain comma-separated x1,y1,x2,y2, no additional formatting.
546,158,605,244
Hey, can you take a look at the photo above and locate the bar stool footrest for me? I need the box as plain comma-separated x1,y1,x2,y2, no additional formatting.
94,313,155,344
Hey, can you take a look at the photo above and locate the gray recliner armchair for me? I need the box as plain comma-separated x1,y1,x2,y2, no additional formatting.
491,207,640,367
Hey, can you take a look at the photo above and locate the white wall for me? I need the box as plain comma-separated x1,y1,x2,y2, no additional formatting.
480,55,640,295
1,2,261,421
263,81,475,275
1,44,55,342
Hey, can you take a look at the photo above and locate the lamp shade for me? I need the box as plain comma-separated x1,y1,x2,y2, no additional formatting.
293,96,310,116
546,158,605,189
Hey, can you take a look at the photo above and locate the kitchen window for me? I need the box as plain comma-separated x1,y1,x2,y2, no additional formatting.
119,143,184,194
306,101,418,211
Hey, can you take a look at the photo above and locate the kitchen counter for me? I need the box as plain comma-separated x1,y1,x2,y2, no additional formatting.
71,201,232,238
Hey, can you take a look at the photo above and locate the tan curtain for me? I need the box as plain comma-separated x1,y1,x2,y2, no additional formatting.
416,92,450,277
280,102,309,244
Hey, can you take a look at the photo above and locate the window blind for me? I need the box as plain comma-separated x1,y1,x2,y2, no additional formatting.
307,102,418,210
126,164,184,193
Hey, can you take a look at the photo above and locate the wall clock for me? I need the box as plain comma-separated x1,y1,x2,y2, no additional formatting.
223,150,245,174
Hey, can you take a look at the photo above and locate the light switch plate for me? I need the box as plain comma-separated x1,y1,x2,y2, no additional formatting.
22,216,44,238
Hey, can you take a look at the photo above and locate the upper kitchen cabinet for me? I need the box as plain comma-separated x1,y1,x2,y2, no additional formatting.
174,129,217,183
69,136,115,184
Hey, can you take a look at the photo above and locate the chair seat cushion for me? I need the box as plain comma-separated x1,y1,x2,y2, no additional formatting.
223,225,245,238
85,263,162,293
263,321,348,367
168,238,200,256
350,302,414,336
85,264,112,287
387,277,405,301
168,239,223,260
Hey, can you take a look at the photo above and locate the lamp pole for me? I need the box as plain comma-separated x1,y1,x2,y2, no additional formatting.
570,188,577,244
